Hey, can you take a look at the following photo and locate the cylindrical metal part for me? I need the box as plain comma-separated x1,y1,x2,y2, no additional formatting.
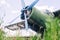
28,7,52,25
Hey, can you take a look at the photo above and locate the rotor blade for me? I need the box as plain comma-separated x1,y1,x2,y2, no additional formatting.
24,13,28,30
27,0,39,10
9,0,39,30
21,0,25,8
21,0,28,30
9,0,26,23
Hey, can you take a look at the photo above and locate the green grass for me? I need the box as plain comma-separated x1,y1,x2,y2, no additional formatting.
0,29,41,40
0,29,5,40
2,36,41,40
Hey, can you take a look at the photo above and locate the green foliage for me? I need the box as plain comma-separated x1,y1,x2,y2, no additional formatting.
31,34,41,40
44,18,60,40
0,29,5,40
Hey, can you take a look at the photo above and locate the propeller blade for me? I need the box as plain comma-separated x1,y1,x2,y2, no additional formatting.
9,0,39,30
21,0,25,8
21,0,28,30
9,0,26,24
27,0,39,10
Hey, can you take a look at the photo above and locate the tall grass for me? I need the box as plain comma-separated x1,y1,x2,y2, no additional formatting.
0,30,41,40
44,18,60,40
0,29,5,40
31,34,41,40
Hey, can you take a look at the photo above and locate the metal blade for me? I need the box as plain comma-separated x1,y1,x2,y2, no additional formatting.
9,0,39,30
21,0,28,30
21,0,25,8
9,0,25,24
27,0,39,10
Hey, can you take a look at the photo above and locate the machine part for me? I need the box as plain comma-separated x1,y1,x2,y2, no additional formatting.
21,0,39,30
21,0,28,30
28,7,54,25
